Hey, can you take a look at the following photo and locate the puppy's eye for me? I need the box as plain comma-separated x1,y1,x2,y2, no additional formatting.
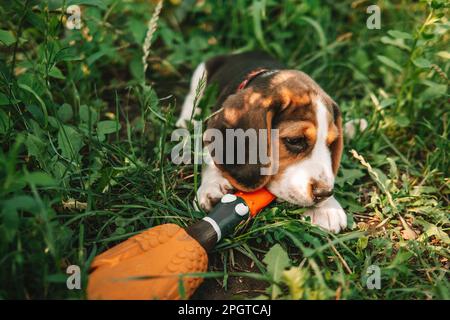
283,137,308,153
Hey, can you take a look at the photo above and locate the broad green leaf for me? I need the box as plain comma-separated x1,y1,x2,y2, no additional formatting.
3,195,37,211
380,98,396,108
58,125,83,160
0,29,16,46
377,55,403,72
357,236,369,250
412,58,432,68
27,104,45,124
97,120,121,135
48,116,59,129
51,160,69,182
128,18,147,44
86,47,110,65
18,83,48,127
380,36,411,51
263,244,291,280
48,66,66,79
79,104,98,124
415,218,450,245
394,114,410,127
2,196,37,241
57,103,73,123
25,133,47,162
0,92,20,106
263,244,291,299
23,172,56,186
372,168,389,186
54,48,81,63
387,30,413,40
387,157,398,178
421,83,447,100
339,168,365,185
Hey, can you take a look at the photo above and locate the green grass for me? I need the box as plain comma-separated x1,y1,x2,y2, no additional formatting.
0,0,449,299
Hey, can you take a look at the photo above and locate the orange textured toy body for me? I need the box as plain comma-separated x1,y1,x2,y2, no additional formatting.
87,188,275,300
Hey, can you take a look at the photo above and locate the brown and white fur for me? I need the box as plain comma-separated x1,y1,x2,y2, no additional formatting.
178,52,351,233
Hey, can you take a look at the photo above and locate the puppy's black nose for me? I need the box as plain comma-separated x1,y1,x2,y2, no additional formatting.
312,187,333,202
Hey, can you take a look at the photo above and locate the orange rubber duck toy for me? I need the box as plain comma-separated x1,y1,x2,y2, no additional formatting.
87,188,275,300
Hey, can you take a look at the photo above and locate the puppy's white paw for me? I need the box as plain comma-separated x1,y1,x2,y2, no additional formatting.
303,197,347,233
195,178,233,212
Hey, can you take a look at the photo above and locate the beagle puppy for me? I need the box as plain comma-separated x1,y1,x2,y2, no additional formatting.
177,51,347,233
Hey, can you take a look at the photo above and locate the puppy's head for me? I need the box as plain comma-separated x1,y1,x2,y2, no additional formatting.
206,70,343,206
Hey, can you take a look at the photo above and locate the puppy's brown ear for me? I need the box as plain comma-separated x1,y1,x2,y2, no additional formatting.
330,103,343,175
205,89,276,192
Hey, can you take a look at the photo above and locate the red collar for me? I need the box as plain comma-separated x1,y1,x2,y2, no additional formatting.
236,68,270,91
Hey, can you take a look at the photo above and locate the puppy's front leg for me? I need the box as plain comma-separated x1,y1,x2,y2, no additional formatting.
196,160,234,211
303,196,347,233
